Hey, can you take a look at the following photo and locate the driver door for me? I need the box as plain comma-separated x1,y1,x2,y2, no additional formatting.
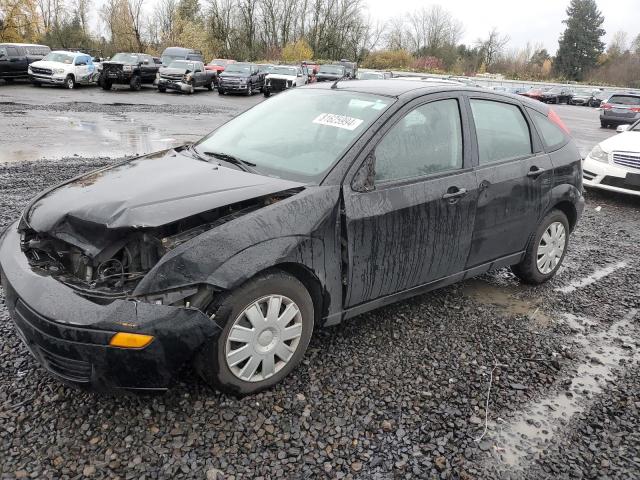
343,94,478,307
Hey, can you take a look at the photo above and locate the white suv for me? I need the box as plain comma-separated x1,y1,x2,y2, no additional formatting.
28,51,98,89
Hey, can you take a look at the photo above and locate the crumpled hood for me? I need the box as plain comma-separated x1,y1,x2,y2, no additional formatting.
26,149,305,236
30,60,69,70
159,67,189,76
267,74,296,81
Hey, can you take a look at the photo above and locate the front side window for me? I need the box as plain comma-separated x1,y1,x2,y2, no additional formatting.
6,47,18,56
195,89,392,182
470,99,532,165
0,47,7,57
375,99,463,182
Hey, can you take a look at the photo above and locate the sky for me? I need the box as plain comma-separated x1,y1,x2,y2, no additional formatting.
365,0,639,54
90,0,639,54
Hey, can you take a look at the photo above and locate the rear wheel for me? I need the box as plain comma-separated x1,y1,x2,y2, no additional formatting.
102,79,112,90
600,120,608,128
512,210,570,285
194,270,314,395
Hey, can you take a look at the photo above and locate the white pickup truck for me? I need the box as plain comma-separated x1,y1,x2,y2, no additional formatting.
263,65,308,97
28,50,99,89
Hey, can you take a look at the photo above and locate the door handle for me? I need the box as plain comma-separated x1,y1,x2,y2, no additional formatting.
442,187,467,202
527,166,545,178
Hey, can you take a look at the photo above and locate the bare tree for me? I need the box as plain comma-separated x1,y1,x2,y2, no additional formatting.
477,27,509,67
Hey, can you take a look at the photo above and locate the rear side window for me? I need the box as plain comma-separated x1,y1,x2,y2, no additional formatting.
608,95,640,106
528,108,568,151
470,99,532,165
375,99,463,182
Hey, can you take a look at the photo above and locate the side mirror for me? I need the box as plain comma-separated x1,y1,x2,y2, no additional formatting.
616,124,630,133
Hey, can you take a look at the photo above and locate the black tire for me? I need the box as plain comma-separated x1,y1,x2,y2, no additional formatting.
600,121,608,128
102,79,112,90
194,269,314,396
130,75,142,91
4,78,14,84
158,86,166,93
65,75,75,89
207,81,213,91
512,209,570,285
32,82,41,87
263,90,271,97
246,83,252,96
218,88,225,95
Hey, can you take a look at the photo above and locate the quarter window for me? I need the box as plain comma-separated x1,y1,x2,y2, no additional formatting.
375,99,463,182
528,108,568,151
470,99,532,164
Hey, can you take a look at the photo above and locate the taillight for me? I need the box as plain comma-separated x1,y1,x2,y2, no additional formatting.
601,103,612,110
548,109,570,134
631,107,640,113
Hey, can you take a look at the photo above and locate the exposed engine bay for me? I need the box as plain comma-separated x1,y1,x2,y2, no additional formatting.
19,192,298,300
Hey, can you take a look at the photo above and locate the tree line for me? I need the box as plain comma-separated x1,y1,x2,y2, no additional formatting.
1,0,639,87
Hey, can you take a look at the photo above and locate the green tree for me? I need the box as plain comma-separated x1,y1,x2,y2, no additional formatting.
554,0,605,80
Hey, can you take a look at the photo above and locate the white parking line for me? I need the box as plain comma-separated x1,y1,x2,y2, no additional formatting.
555,261,628,294
486,309,638,468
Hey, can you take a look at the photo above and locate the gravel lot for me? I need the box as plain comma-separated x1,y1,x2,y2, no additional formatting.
0,84,639,480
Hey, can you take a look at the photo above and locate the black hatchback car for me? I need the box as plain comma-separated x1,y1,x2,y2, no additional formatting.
0,82,584,395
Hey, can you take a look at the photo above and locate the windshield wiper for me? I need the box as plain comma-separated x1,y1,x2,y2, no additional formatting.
201,151,257,172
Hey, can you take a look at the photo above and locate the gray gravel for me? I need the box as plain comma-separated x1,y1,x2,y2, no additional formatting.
1,156,639,478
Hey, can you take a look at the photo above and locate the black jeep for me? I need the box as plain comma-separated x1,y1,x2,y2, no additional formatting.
100,53,160,91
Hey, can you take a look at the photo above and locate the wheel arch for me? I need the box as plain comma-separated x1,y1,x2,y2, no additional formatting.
552,200,578,232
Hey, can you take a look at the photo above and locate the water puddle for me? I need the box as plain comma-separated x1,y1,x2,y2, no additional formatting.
487,308,637,468
461,279,553,327
0,110,221,162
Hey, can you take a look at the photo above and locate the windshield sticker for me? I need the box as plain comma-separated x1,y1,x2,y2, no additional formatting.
313,113,364,131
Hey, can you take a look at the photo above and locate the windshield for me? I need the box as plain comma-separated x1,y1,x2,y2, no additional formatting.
319,65,344,75
225,64,251,73
168,61,195,70
358,72,383,80
111,53,140,64
42,52,74,64
194,89,392,182
161,54,182,65
210,59,228,66
271,66,297,76
575,88,593,95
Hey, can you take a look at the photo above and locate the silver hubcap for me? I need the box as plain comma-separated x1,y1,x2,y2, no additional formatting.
537,221,566,274
225,295,303,382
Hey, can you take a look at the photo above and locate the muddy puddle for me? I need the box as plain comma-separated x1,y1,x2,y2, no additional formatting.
0,110,221,162
486,308,637,468
461,279,553,327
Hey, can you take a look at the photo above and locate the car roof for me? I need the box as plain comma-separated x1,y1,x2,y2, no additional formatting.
306,80,550,110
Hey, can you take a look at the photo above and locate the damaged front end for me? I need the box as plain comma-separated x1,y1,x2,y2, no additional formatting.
18,191,298,304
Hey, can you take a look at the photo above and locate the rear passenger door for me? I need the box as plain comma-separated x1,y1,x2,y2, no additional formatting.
466,95,552,268
343,94,478,306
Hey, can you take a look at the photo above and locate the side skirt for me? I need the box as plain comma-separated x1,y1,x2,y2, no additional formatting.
323,251,524,326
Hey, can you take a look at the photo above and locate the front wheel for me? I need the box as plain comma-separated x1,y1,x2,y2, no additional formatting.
512,210,570,285
194,270,314,395
65,76,75,89
218,88,225,95
130,75,142,91
246,83,253,96
207,81,213,91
